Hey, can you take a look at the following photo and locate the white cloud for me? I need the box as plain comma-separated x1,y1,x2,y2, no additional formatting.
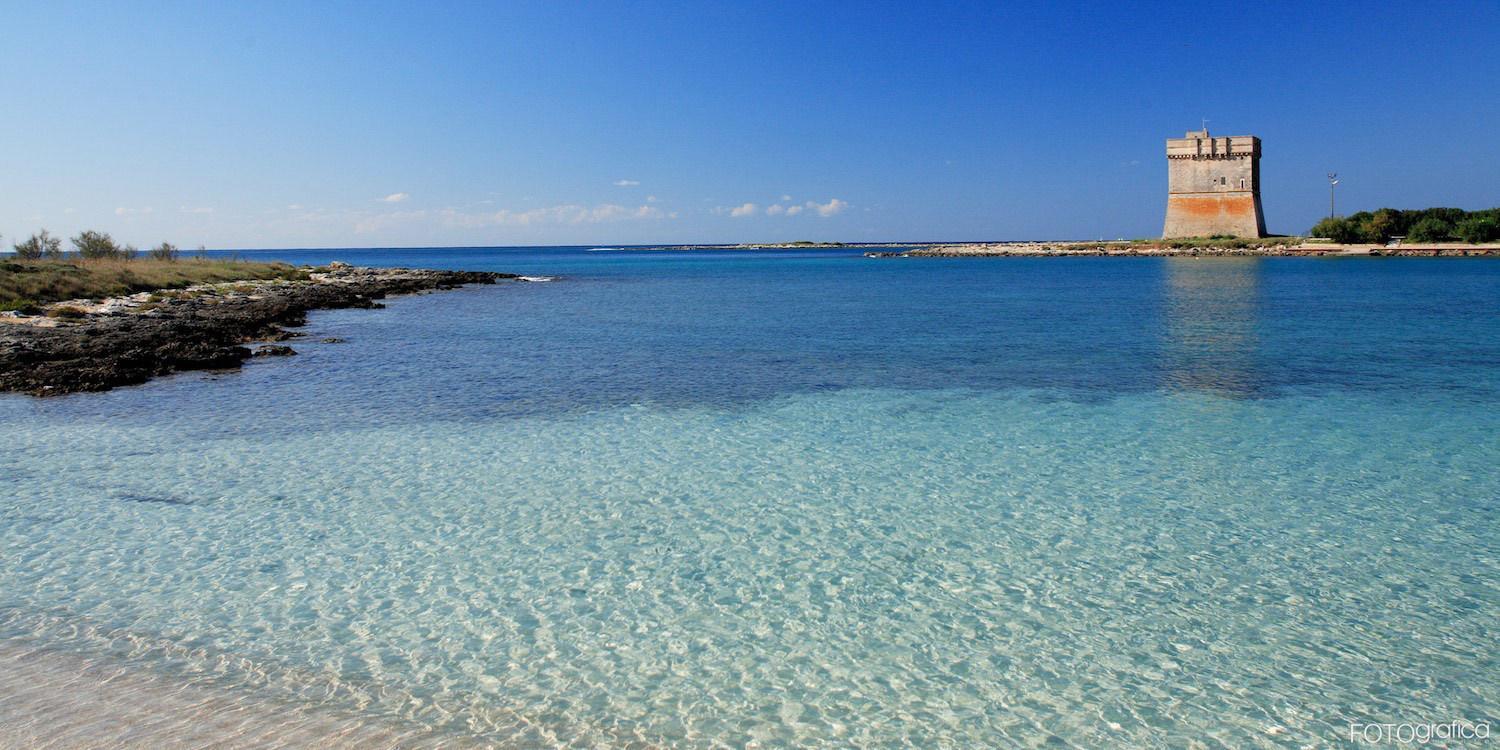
285,200,670,236
286,204,303,210
433,202,670,229
781,194,792,202
646,195,658,203
114,206,153,216
805,198,848,217
613,179,640,187
179,206,214,214
712,197,845,219
380,192,409,203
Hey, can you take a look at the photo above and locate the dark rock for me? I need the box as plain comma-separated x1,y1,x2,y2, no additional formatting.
252,345,297,357
320,337,347,344
0,266,522,395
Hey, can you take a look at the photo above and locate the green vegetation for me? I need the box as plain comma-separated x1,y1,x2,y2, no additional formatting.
11,230,64,260
3,228,308,311
45,305,88,319
1,258,306,311
1310,207,1500,244
72,230,127,260
1455,216,1500,244
148,242,180,262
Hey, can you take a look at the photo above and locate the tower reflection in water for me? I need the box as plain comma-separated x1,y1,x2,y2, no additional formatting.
1160,257,1265,397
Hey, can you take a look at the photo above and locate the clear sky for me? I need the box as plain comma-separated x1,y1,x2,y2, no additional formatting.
3,1,1497,249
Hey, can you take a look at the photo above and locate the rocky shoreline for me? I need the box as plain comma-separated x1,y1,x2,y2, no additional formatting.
0,264,519,396
865,241,1500,258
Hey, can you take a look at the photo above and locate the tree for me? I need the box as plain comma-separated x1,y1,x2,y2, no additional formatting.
72,230,122,259
13,230,62,260
1455,216,1500,244
1363,208,1402,243
1406,217,1453,243
1310,217,1361,243
44,235,64,259
148,242,180,261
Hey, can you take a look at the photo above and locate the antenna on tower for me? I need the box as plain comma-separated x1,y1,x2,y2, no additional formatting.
1201,117,1209,133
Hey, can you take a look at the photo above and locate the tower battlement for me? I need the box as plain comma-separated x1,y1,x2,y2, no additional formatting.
1163,130,1266,238
1166,131,1260,160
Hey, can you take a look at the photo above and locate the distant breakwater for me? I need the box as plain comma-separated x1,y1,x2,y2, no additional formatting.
865,241,1500,258
0,264,520,396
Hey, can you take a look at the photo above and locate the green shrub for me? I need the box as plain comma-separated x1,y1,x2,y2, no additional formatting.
1310,217,1362,243
46,305,88,319
1363,209,1402,243
1406,217,1453,243
148,242,180,261
12,230,62,261
1455,216,1500,244
1,298,40,314
1311,206,1497,243
72,230,123,260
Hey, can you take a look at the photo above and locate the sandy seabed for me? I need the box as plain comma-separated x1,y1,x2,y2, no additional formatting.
0,640,465,749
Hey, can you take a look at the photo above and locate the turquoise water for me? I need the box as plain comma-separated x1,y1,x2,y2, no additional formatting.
2,248,1497,747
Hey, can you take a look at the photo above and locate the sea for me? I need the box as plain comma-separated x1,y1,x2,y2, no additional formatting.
1,246,1496,747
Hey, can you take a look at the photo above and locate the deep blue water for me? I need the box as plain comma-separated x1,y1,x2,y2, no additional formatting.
1,247,1497,747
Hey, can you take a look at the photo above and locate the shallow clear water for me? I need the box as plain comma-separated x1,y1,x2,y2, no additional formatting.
2,248,1497,747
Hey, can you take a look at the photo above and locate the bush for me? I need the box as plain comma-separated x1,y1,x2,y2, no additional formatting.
1455,216,1500,244
73,230,123,260
148,242,180,261
12,241,40,260
46,305,88,319
1406,217,1453,243
1312,206,1498,243
13,230,62,260
1,298,40,314
1362,209,1402,243
1310,217,1362,243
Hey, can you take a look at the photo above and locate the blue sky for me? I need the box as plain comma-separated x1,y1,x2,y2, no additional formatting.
2,1,1497,248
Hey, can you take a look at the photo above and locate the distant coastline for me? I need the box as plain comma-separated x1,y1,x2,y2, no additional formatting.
632,238,1500,257
866,239,1500,258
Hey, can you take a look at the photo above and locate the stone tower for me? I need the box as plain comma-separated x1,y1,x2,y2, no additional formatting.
1163,130,1266,238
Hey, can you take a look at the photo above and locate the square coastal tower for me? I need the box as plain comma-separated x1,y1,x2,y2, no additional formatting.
1163,130,1266,238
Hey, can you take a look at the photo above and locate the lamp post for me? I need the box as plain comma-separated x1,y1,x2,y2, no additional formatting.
1327,173,1339,218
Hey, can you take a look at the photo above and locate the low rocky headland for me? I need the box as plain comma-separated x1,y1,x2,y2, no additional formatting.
0,263,518,396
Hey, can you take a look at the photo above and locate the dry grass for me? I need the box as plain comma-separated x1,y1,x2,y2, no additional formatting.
1,258,307,312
